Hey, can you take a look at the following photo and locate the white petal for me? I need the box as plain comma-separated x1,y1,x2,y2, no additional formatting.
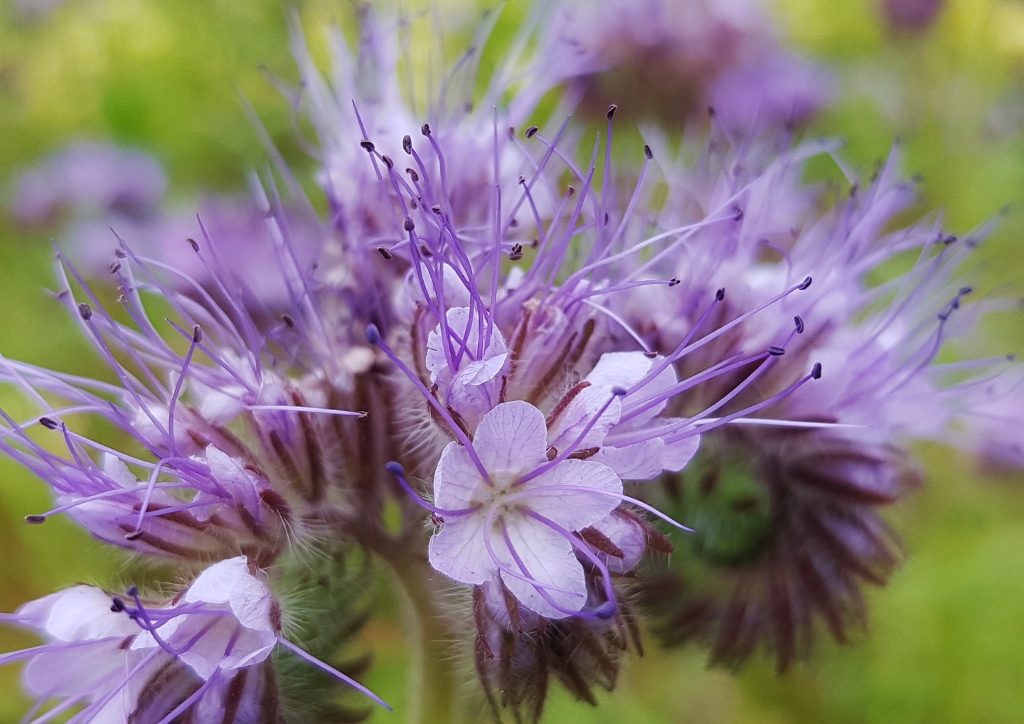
453,353,508,387
584,351,654,390
591,512,647,574
18,585,139,641
472,401,548,478
661,434,701,472
497,515,587,619
524,459,622,531
22,641,131,698
184,557,274,632
594,439,666,480
546,386,620,453
433,442,489,510
101,453,137,487
428,512,495,585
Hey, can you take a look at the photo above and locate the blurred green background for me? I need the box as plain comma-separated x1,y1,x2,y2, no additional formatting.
0,0,1022,721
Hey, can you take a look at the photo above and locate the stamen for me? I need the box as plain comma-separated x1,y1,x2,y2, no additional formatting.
366,325,491,483
514,387,626,487
276,637,392,710
385,462,480,518
523,509,618,618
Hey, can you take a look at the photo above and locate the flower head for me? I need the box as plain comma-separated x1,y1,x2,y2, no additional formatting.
0,555,389,721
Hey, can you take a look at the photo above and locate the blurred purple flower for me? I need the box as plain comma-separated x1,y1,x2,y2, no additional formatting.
11,141,166,225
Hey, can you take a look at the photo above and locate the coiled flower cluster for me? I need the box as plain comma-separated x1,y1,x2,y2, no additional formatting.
1,5,1019,723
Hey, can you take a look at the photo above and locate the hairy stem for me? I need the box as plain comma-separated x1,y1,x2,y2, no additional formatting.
366,528,465,724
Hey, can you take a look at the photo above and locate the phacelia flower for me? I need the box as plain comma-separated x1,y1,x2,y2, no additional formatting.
11,141,166,226
1,6,1020,722
539,0,834,130
0,556,388,721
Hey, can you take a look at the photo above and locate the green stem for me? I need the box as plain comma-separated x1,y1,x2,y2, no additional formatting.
371,533,465,724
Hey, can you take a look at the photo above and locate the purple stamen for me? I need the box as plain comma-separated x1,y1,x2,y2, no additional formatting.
385,461,480,517
514,387,626,487
367,325,492,483
276,636,392,710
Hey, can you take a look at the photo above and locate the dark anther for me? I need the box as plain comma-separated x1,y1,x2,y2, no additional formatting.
402,135,412,154
110,597,126,613
78,303,93,320
959,286,973,295
812,362,823,379
420,244,432,257
798,276,813,290
281,314,295,328
192,325,203,343
546,446,558,461
733,206,744,221
643,351,658,359
382,155,394,169
508,126,515,139
24,515,45,524
509,243,523,261
768,346,786,356
611,386,628,396
377,246,394,260
125,530,144,541
794,315,805,333
39,416,58,430
606,104,617,119
524,126,539,139
114,248,127,258
567,185,575,197
431,204,442,214
366,324,381,345
668,278,680,287
109,261,121,274
604,211,610,224
644,144,653,160
186,238,200,252
404,217,416,232
359,140,375,151
406,168,419,183
421,123,432,136
943,234,958,245
518,175,526,185
716,288,726,301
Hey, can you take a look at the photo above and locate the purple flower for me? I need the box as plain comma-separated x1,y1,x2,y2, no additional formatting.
881,0,945,32
0,556,389,721
426,400,623,619
539,0,834,129
11,141,166,225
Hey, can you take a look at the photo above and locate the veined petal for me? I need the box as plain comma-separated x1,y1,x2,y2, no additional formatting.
547,386,621,453
433,441,490,510
472,401,549,478
18,585,138,642
594,438,666,480
523,459,621,531
497,515,588,619
428,511,494,585
661,434,701,472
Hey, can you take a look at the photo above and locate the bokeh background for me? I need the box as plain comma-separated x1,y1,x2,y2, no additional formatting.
0,0,1022,721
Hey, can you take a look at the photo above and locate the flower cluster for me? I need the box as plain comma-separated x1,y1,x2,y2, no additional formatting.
1,5,1020,723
